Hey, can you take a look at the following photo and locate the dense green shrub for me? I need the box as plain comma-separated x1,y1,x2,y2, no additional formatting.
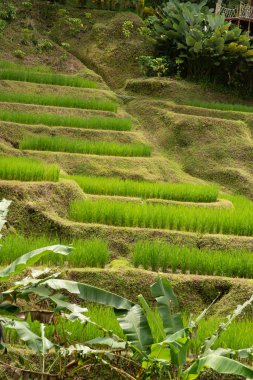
0,0,16,21
145,0,253,92
138,55,173,77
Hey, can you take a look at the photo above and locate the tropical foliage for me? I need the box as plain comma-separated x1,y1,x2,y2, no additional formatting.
145,0,253,91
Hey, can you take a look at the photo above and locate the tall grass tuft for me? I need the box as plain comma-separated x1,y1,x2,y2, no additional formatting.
0,156,59,182
133,241,253,278
68,195,253,236
0,109,132,131
0,92,117,112
71,174,218,202
185,100,253,113
20,135,151,157
0,69,98,88
0,234,110,268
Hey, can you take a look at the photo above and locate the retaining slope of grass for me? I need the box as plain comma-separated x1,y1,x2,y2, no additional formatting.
0,109,131,131
68,195,253,236
20,135,151,157
185,100,253,113
71,174,218,202
0,92,117,112
0,234,109,268
0,69,98,88
0,156,59,182
133,241,253,278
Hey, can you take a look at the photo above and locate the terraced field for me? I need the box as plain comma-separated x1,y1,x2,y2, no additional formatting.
0,62,253,379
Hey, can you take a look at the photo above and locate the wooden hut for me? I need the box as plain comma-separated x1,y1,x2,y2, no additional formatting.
215,0,253,31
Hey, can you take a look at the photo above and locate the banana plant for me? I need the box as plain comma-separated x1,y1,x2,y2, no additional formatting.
43,276,253,379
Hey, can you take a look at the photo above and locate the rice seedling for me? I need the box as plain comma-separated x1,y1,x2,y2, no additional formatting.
133,241,253,278
68,195,253,236
185,100,253,113
0,92,117,112
0,234,110,268
0,109,132,131
20,135,151,157
0,60,52,72
7,304,252,359
0,156,59,182
0,68,98,88
189,317,253,355
70,174,218,202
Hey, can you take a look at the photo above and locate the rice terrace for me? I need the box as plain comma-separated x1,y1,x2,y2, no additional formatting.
0,0,252,379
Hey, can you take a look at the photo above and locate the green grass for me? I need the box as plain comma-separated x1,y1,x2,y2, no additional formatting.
185,100,253,113
0,60,52,72
20,135,151,157
133,241,253,278
68,195,253,236
0,156,59,182
0,234,110,268
70,174,218,202
0,92,117,112
0,68,98,88
0,109,131,131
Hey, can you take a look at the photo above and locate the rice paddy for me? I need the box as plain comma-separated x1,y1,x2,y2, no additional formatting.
0,68,98,88
0,156,59,182
71,174,218,202
68,195,253,236
185,100,253,113
0,234,110,268
8,305,251,358
0,92,117,112
133,241,253,278
20,135,152,157
0,109,132,131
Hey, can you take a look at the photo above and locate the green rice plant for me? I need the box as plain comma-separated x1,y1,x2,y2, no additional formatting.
0,234,110,268
0,92,117,112
0,68,98,88
8,305,253,361
133,241,253,278
0,109,131,131
71,174,218,202
20,135,151,157
0,156,59,182
185,100,253,113
0,60,52,72
189,317,253,356
68,195,253,236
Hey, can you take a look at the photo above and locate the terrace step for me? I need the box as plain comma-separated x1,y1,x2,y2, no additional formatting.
84,194,233,209
0,122,144,145
23,151,185,181
0,80,117,101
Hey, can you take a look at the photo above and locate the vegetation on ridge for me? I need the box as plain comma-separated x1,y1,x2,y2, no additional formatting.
70,174,219,202
68,195,253,236
0,109,132,131
0,156,59,182
20,135,152,157
0,68,98,88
